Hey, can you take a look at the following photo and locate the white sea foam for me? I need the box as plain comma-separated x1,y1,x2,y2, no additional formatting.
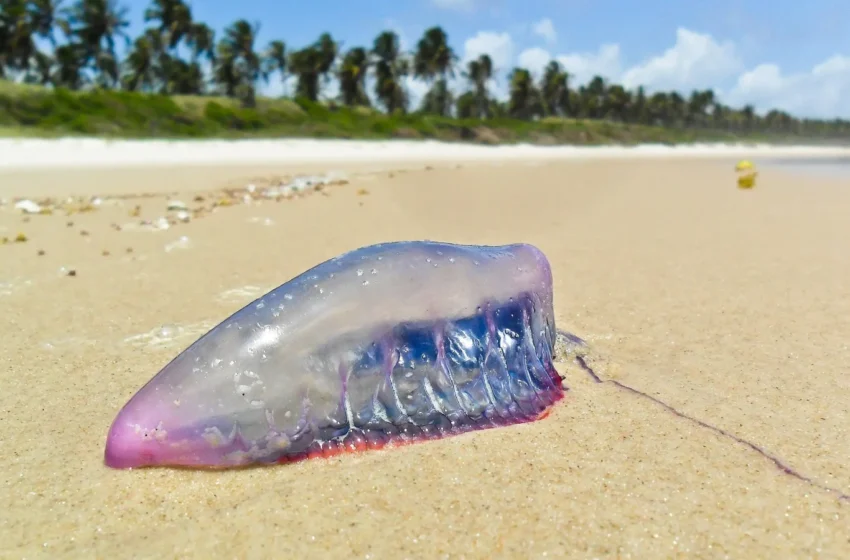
1,138,849,170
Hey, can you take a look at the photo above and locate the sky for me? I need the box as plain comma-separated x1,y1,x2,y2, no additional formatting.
122,0,850,118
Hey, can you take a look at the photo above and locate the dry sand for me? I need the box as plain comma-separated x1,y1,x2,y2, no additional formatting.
1,157,848,558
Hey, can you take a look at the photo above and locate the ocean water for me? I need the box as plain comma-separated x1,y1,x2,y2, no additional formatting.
762,157,850,178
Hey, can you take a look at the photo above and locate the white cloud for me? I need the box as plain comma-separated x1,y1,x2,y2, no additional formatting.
620,28,742,91
431,0,475,12
727,55,850,118
517,47,552,76
462,31,515,72
556,44,623,85
531,18,557,45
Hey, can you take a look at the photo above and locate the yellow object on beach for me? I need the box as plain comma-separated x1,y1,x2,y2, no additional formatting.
737,173,757,189
735,160,758,189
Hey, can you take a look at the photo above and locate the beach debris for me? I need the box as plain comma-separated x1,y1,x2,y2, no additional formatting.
164,235,192,253
175,210,191,223
357,188,369,196
14,232,28,243
102,250,110,256
15,200,41,214
67,221,74,227
80,230,89,236
166,200,188,212
66,269,77,277
248,217,274,226
130,205,141,217
37,249,45,256
1,237,8,245
736,160,758,189
193,195,205,202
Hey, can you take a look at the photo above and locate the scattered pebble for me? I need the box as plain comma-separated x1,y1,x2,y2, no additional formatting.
102,250,110,256
15,200,41,214
14,232,27,243
357,188,370,196
66,269,77,277
80,230,89,236
37,250,45,256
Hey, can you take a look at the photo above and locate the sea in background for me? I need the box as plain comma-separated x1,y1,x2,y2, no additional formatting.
761,156,850,178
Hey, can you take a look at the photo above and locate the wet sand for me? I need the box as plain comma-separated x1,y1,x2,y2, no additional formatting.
1,158,848,558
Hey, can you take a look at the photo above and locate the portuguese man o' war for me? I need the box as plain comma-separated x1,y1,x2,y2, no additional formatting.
104,241,565,469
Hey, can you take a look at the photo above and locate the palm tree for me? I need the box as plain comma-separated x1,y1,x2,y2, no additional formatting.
337,46,369,106
463,54,492,119
539,60,569,117
122,28,163,92
371,30,408,113
262,40,287,94
604,84,631,121
1,0,69,78
0,0,36,76
187,22,215,62
213,19,261,106
52,42,87,88
29,0,70,44
413,26,455,116
315,32,338,88
66,0,131,87
288,46,323,101
508,67,541,119
143,0,191,52
413,26,454,80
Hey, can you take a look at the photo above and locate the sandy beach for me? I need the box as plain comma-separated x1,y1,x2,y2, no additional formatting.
1,143,849,558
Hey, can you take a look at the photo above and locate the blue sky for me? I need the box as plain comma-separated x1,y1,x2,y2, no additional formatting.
120,0,850,117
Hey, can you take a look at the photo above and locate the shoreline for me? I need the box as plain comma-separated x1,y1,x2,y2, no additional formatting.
1,138,850,171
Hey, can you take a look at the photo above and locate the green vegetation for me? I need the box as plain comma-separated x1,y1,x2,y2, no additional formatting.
1,0,848,143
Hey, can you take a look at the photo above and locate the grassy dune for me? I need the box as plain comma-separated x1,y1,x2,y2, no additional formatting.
0,80,761,144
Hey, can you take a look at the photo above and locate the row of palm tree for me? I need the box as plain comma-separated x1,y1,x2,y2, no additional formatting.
2,0,848,137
